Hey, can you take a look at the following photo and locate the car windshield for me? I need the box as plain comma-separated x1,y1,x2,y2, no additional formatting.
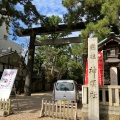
56,82,74,91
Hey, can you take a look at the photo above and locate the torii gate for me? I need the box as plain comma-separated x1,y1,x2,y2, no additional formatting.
17,22,86,96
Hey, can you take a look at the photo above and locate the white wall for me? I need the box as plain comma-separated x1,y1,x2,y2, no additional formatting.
0,15,22,54
0,15,10,40
0,40,22,54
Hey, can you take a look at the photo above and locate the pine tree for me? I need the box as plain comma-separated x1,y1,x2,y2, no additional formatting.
63,0,120,44
0,0,43,39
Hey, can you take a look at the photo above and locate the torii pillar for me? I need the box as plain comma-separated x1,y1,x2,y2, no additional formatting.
24,32,36,96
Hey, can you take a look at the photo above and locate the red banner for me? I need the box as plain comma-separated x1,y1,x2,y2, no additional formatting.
98,52,104,85
84,51,104,85
84,58,88,84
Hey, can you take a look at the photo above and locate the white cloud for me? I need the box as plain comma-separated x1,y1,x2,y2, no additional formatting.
68,31,81,37
16,0,67,17
32,0,67,17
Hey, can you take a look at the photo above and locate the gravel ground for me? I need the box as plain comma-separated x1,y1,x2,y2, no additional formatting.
0,91,83,120
0,91,119,120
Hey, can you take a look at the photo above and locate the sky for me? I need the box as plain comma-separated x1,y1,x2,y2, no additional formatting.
11,0,80,49
32,0,67,18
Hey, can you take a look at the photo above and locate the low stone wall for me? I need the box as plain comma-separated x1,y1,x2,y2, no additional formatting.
82,85,120,119
82,104,120,120
82,113,120,120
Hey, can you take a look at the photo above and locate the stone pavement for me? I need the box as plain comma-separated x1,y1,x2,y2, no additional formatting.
0,91,83,120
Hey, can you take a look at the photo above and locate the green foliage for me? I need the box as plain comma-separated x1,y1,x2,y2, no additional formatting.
38,15,71,40
104,66,110,85
45,71,54,82
62,0,120,54
34,47,45,74
41,15,62,28
63,1,120,35
68,60,83,84
0,0,43,40
34,42,84,83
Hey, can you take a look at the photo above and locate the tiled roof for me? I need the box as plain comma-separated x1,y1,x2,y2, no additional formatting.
0,51,16,57
98,33,120,46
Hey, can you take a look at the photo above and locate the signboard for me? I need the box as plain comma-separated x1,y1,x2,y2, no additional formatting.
0,69,17,99
88,38,99,120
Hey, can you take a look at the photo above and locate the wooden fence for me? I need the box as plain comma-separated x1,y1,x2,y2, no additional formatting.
39,100,78,120
0,99,11,116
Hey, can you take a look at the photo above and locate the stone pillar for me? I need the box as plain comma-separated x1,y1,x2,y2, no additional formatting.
110,67,118,102
110,67,118,85
88,38,99,120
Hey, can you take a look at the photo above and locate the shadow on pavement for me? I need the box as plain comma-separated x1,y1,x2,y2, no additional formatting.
10,92,53,115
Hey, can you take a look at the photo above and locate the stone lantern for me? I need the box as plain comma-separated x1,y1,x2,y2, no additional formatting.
105,47,120,85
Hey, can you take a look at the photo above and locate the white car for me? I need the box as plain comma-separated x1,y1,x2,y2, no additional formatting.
53,80,80,105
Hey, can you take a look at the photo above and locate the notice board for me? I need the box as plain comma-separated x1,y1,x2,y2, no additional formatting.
0,69,18,99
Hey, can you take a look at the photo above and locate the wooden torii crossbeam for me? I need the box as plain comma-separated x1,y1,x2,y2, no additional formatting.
17,22,86,96
17,22,85,36
35,37,82,46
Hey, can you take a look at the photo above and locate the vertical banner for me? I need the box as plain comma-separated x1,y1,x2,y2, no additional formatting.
88,38,99,120
0,69,18,99
98,51,104,85
84,59,88,84
85,51,104,85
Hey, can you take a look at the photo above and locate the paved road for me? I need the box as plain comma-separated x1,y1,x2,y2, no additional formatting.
0,91,83,120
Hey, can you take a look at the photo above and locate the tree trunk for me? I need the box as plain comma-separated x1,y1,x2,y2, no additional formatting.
24,32,36,96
